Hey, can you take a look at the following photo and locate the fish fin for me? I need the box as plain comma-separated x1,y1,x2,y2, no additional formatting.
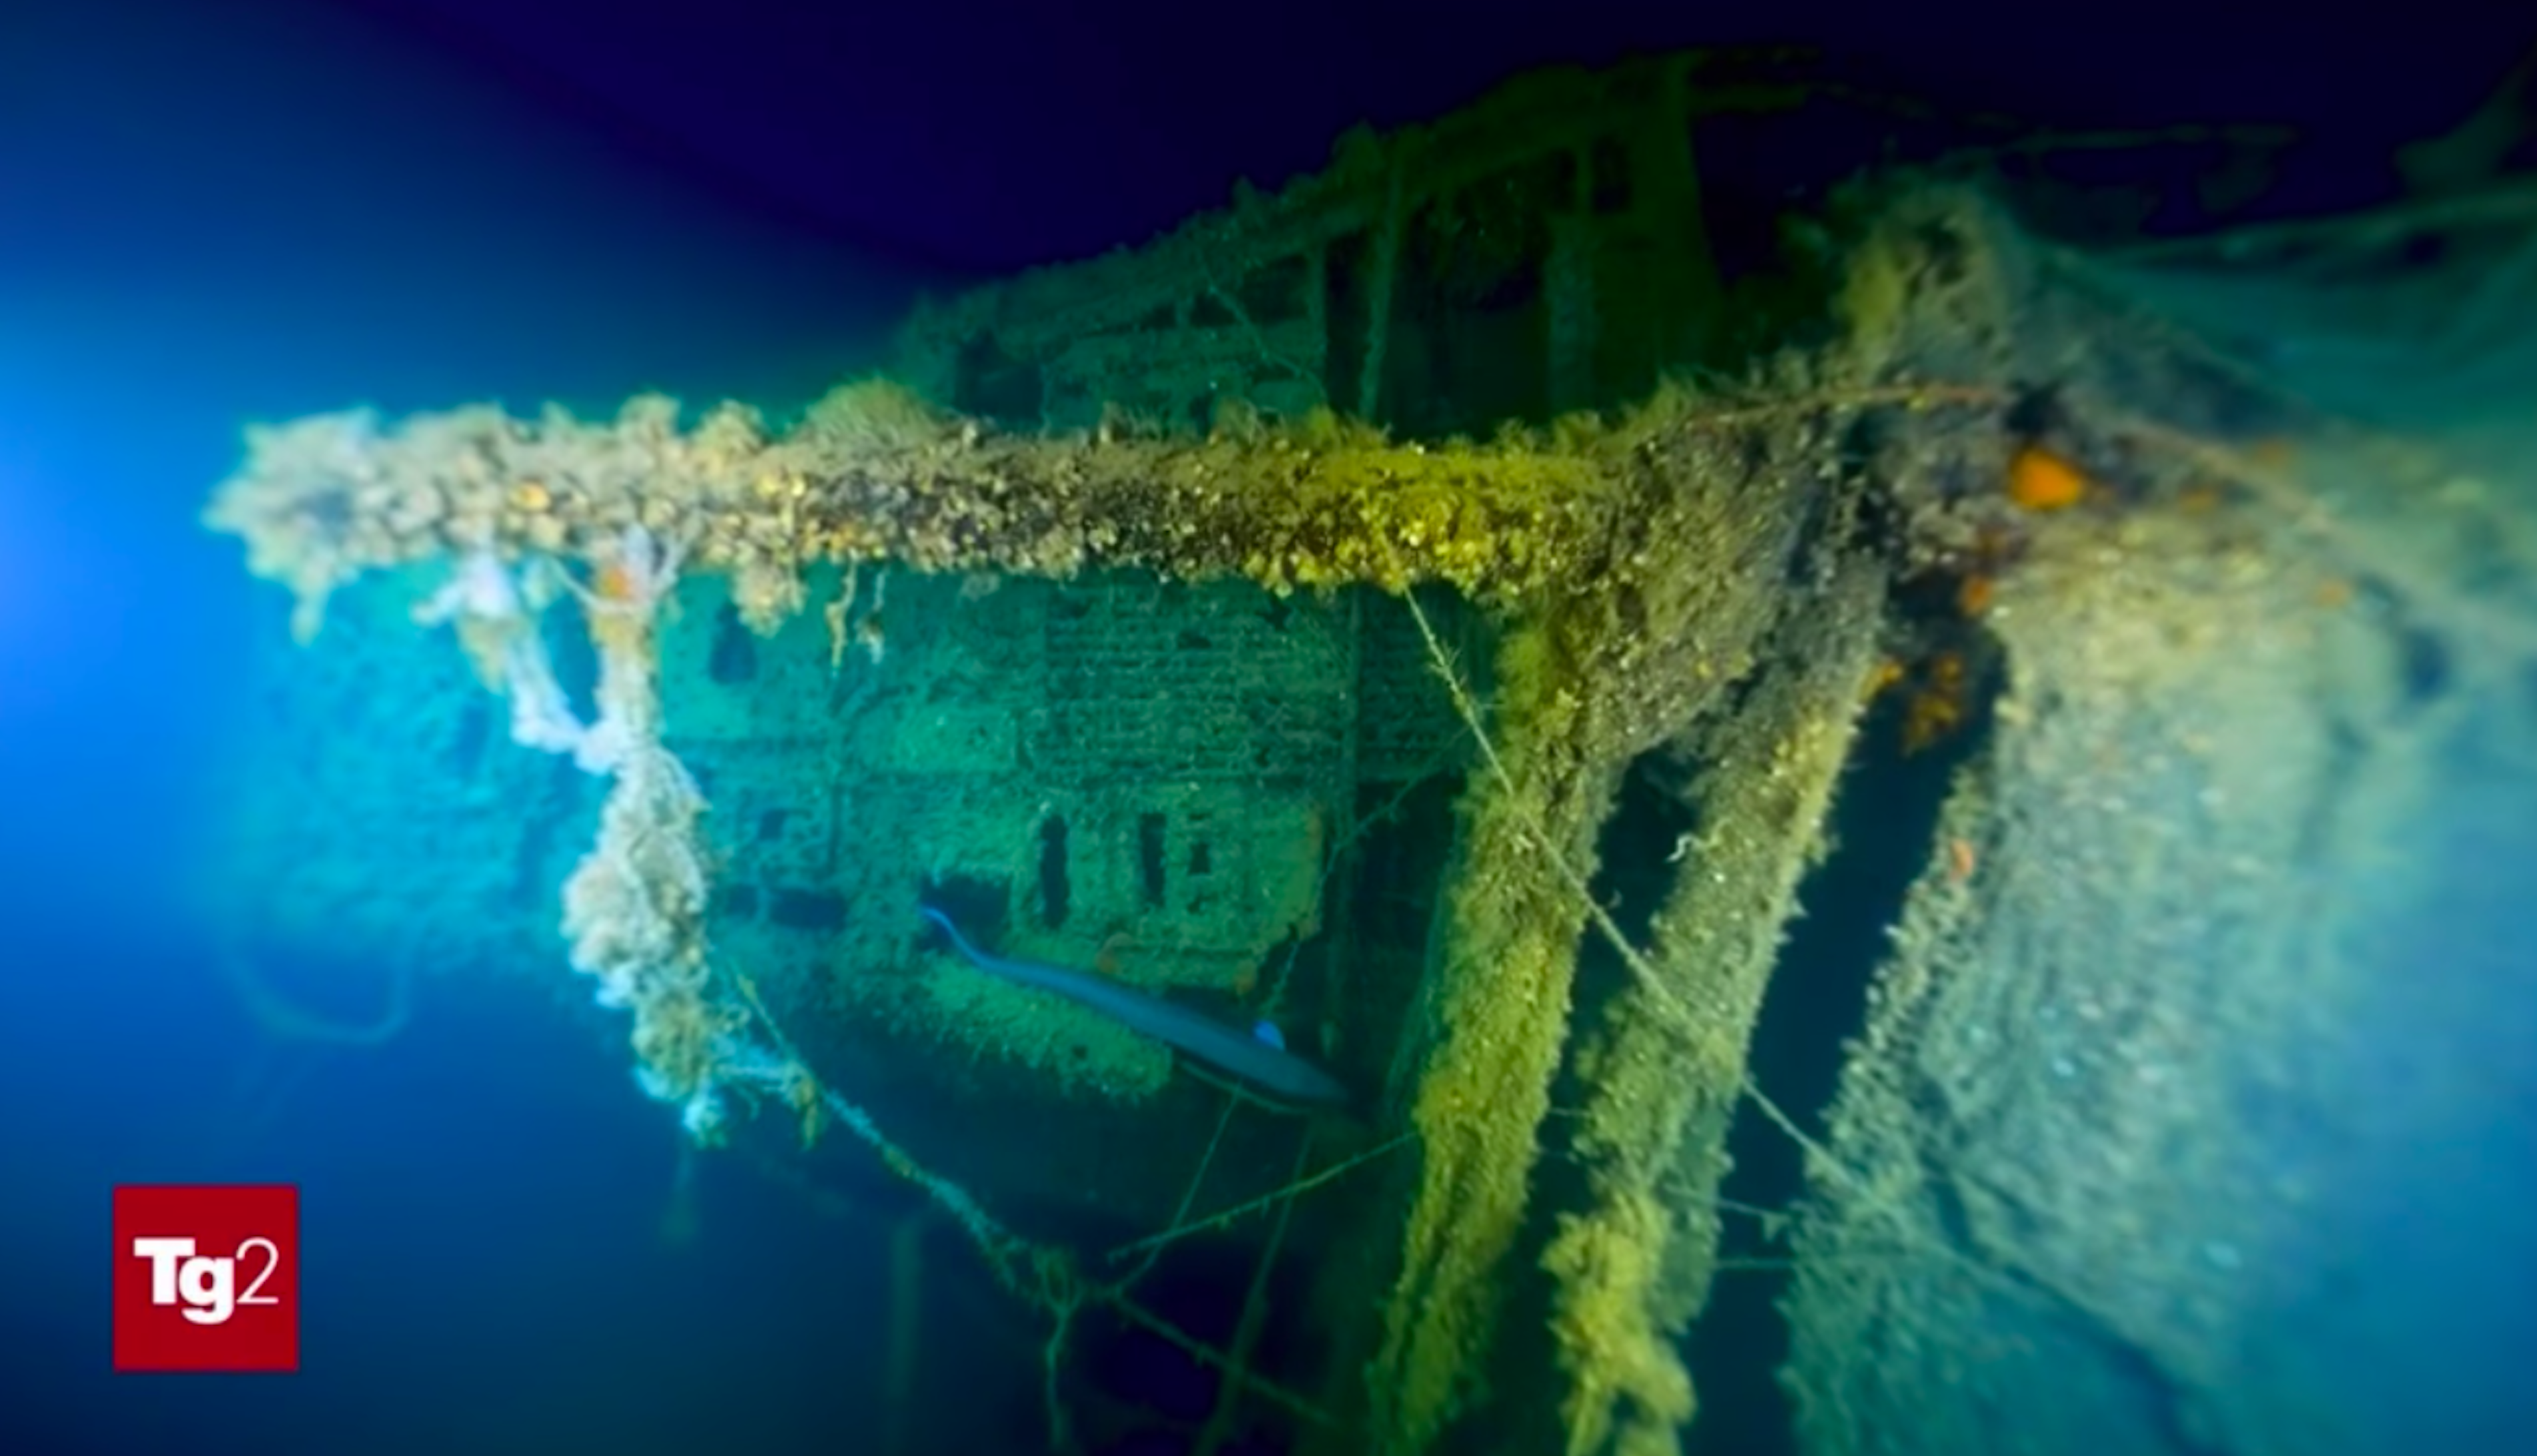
1177,1058,1316,1116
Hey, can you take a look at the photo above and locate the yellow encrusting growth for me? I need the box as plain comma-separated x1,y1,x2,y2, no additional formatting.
1541,1188,1696,1456
1360,400,1885,1454
205,382,1621,648
1540,549,1885,1456
1369,613,1624,1449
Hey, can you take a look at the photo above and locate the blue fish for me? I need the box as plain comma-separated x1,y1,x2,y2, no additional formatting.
918,905,1351,1107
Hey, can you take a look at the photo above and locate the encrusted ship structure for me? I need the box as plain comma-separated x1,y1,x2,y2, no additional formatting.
205,51,2537,1456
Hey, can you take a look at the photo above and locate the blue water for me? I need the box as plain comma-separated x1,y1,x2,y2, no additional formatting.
0,5,987,1450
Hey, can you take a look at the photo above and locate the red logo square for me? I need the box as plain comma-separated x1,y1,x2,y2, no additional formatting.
113,1184,299,1372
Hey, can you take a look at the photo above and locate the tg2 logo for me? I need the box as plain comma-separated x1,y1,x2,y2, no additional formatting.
113,1184,299,1371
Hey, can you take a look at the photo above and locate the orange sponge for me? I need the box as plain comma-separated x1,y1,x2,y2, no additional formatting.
2007,446,2089,511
